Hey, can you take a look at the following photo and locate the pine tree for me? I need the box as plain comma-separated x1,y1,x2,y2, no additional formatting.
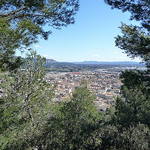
0,52,55,150
0,0,79,71
104,0,150,126
30,81,102,150
101,0,150,149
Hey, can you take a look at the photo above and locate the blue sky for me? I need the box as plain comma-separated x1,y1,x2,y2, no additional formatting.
19,0,141,62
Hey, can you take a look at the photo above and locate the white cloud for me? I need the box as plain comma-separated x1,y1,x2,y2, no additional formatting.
50,56,54,59
42,54,54,59
92,54,100,57
115,53,127,59
114,53,140,62
113,51,119,54
34,44,41,48
42,54,48,58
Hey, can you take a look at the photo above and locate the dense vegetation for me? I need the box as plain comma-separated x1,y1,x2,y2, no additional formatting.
0,0,150,149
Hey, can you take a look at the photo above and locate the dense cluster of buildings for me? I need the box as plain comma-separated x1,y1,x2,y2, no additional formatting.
45,69,123,111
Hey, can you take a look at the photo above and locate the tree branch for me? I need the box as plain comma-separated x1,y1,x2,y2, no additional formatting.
0,6,27,18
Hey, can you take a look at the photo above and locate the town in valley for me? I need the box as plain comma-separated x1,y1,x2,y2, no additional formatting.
44,61,145,112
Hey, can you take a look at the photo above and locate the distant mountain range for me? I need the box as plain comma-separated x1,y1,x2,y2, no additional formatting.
44,59,145,72
72,61,144,65
46,59,144,65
